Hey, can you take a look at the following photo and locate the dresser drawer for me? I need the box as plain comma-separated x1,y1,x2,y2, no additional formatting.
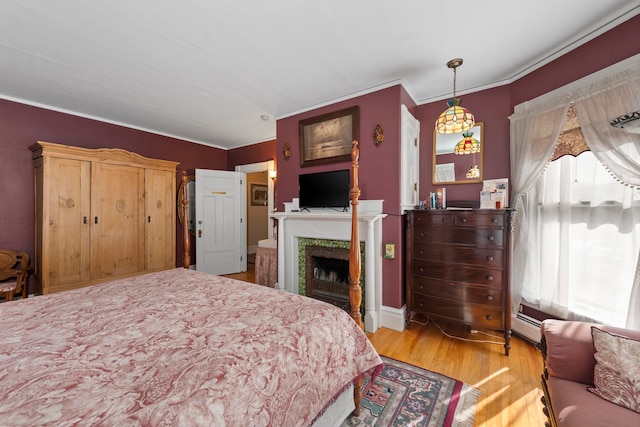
413,259,503,287
412,211,505,228
412,212,454,227
413,227,504,247
412,294,504,329
412,277,503,306
413,242,503,267
454,212,504,227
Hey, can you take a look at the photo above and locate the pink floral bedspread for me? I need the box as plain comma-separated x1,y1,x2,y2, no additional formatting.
0,268,382,426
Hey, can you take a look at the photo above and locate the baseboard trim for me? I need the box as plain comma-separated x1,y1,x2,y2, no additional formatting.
380,305,406,332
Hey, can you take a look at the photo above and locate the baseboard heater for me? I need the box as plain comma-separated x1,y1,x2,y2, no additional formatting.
512,312,542,343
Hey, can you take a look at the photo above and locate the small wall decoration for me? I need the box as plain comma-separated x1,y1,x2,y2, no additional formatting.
374,123,384,147
298,106,359,167
250,183,268,206
283,142,291,161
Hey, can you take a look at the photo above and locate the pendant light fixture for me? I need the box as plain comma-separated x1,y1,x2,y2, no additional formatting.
435,58,475,134
454,130,480,155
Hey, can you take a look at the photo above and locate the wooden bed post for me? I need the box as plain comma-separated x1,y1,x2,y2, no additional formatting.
181,171,191,269
349,140,364,416
349,140,363,330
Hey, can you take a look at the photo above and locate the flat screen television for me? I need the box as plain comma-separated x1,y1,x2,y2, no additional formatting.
298,169,350,210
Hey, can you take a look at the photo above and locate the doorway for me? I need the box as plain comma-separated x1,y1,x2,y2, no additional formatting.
235,160,276,263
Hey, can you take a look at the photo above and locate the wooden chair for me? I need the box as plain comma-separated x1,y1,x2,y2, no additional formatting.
0,250,31,302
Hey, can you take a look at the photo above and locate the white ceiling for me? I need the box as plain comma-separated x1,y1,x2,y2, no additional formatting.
1,1,638,150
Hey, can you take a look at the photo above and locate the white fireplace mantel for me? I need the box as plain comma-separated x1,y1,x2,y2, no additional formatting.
271,200,387,332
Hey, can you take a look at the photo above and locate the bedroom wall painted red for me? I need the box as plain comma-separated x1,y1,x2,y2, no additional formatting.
0,98,227,286
227,139,277,171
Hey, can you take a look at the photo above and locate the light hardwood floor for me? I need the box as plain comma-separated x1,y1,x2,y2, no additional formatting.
225,262,546,427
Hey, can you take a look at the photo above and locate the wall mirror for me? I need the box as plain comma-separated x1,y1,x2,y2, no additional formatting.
432,122,484,184
177,175,196,236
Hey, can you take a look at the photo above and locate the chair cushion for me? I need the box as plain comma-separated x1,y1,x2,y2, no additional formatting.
0,280,17,293
548,376,640,427
588,327,640,414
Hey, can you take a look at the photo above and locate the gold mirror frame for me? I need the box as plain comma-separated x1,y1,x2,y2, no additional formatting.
177,175,195,236
432,122,484,185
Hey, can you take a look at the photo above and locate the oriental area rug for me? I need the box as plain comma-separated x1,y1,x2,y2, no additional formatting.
341,356,480,427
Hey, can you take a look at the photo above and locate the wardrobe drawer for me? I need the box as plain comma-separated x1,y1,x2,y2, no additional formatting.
412,294,505,329
411,277,503,306
413,260,503,287
413,242,503,267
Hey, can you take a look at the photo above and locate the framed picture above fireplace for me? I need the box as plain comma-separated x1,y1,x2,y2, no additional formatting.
298,106,359,167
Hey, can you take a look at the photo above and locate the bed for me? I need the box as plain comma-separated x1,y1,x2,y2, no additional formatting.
0,141,382,426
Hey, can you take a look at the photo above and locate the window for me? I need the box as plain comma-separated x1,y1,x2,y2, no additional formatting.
522,151,640,326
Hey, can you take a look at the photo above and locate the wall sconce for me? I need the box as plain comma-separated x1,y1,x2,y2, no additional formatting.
374,124,384,147
269,170,277,181
283,143,291,161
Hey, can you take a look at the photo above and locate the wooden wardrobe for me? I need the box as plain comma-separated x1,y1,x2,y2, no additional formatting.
31,142,178,294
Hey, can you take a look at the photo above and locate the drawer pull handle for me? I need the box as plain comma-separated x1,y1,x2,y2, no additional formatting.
491,218,498,223
486,295,494,301
486,314,493,321
419,302,424,308
461,218,468,223
420,232,425,237
441,217,448,222
419,267,424,273
486,255,494,261
419,250,424,255
487,235,495,241
419,285,424,290
486,275,494,281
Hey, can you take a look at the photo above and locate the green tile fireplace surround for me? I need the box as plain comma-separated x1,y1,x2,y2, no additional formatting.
297,237,365,296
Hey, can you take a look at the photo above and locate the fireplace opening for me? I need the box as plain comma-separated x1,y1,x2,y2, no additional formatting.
305,246,351,312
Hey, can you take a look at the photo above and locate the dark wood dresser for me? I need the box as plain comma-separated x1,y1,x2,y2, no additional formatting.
406,209,513,355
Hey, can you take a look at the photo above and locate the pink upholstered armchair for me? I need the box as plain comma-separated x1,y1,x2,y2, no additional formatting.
539,319,640,427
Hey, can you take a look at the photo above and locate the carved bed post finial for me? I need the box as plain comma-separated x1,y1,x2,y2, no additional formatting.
349,140,364,417
181,171,191,269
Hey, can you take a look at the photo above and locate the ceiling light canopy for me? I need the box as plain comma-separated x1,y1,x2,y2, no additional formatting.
435,58,475,134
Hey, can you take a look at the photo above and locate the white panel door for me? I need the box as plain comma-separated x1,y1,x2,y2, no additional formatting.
400,104,420,211
195,169,246,275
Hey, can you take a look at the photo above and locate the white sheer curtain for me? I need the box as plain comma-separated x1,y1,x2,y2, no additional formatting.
526,153,640,326
510,54,640,328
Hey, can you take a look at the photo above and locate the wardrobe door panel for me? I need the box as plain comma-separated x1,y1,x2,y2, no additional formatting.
91,163,145,279
47,158,91,291
146,168,176,271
